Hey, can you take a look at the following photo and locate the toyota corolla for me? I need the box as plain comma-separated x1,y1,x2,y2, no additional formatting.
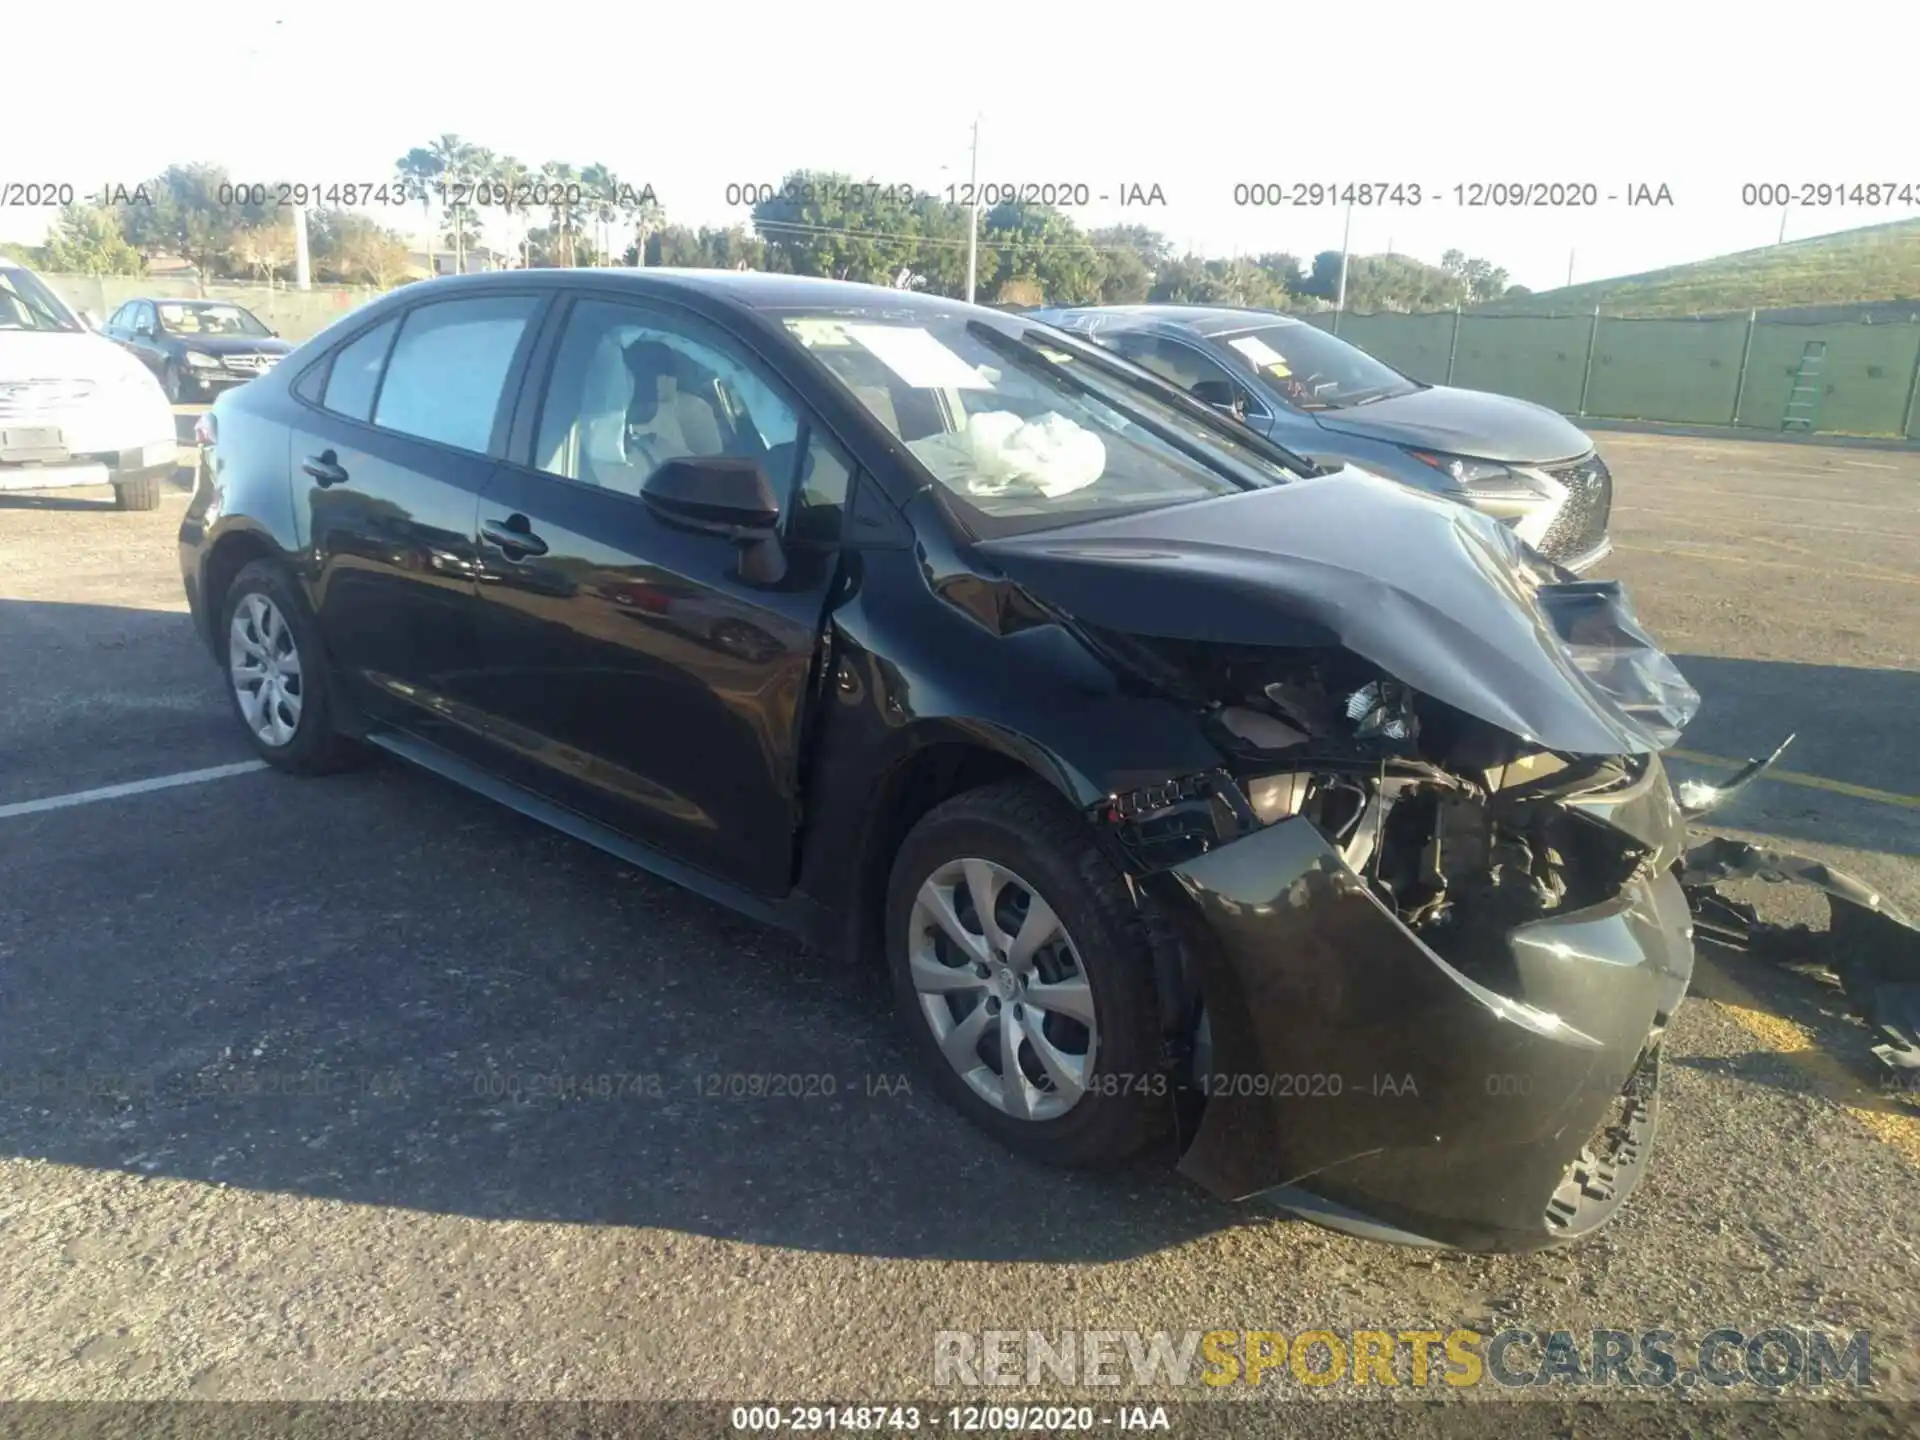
182,270,1715,1251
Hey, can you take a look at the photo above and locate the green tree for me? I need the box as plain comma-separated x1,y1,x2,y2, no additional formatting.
431,135,486,272
753,170,924,282
540,160,584,267
229,219,295,283
488,155,536,269
1148,256,1285,308
309,211,412,287
394,145,444,266
39,204,144,276
121,164,273,281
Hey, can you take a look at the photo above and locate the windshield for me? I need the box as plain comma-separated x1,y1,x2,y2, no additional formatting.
158,303,271,337
1215,322,1419,410
778,306,1302,536
0,268,84,333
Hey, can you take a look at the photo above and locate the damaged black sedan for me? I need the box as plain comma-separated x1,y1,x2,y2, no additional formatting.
181,271,1709,1253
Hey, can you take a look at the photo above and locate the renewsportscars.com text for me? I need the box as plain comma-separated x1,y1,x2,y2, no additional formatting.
933,1328,1873,1391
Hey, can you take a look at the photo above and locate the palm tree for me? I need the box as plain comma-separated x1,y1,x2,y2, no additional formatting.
393,146,444,274
428,133,480,273
462,145,497,267
491,155,535,268
627,189,663,267
541,161,582,267
580,163,617,267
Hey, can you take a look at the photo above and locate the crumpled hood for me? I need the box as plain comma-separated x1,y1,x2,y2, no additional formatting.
973,468,1698,755
1311,384,1592,466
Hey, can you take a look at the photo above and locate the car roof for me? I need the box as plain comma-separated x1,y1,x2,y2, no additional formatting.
1037,304,1307,339
379,268,985,320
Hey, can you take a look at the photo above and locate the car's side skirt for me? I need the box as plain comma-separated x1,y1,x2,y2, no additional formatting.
365,730,835,946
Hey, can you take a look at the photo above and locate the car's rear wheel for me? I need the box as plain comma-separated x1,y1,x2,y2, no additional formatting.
220,560,362,774
113,475,161,511
884,779,1172,1167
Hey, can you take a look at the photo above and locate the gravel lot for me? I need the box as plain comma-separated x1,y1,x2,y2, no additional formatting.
1,427,1916,1431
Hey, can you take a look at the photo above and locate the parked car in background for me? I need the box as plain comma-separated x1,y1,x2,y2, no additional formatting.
1031,305,1615,573
178,270,1712,1252
0,262,178,510
101,299,292,403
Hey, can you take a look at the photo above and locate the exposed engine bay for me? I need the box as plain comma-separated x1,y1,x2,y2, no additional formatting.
1089,633,1661,983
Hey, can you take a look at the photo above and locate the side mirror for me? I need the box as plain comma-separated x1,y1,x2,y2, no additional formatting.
640,455,781,533
1189,378,1246,418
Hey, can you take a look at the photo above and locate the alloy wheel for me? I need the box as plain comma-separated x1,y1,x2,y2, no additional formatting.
228,593,304,747
906,857,1098,1121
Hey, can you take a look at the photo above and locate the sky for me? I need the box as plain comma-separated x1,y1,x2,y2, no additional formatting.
9,2,1918,292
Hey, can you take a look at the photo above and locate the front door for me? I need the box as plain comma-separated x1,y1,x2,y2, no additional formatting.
288,292,547,733
462,295,852,897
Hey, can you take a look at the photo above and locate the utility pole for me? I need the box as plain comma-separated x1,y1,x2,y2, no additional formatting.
964,115,981,305
294,204,311,291
1779,206,1790,244
1566,248,1575,287
1332,199,1353,335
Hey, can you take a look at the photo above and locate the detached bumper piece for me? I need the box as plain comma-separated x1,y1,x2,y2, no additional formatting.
1149,816,1692,1254
1682,836,1920,1076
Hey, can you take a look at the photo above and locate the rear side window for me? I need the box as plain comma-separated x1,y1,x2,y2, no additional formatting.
373,295,542,453
322,317,398,421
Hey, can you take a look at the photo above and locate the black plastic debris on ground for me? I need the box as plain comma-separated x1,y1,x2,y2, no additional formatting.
1681,835,1920,1080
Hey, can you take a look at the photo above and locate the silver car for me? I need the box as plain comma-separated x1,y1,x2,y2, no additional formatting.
1032,304,1613,573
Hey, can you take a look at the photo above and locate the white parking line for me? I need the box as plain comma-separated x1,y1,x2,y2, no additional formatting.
0,761,267,820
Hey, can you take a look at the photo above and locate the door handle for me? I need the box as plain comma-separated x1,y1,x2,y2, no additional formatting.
482,514,549,558
303,451,349,487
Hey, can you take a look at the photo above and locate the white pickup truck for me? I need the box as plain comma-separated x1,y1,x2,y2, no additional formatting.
0,263,179,511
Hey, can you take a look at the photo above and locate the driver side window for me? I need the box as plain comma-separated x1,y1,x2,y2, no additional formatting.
533,299,848,533
535,301,799,493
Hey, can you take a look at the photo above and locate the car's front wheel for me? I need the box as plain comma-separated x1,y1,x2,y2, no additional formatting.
884,779,1172,1167
161,363,184,404
219,560,362,774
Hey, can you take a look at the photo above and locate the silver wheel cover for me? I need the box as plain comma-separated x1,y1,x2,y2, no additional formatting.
228,592,304,748
907,857,1098,1122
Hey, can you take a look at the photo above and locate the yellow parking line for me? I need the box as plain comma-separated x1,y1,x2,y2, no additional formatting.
1690,957,1920,1169
1665,748,1920,811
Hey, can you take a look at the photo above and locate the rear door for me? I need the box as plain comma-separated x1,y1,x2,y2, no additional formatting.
459,293,854,896
285,290,550,736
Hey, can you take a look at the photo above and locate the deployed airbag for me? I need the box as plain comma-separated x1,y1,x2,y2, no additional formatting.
908,410,1107,499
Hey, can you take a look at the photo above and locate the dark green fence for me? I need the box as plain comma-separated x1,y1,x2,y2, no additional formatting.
1303,310,1920,441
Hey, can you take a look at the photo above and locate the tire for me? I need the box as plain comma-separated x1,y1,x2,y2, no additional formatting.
884,778,1172,1168
113,474,162,511
218,559,363,774
162,363,184,404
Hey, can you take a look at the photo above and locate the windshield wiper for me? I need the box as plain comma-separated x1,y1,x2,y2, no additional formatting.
967,321,1325,481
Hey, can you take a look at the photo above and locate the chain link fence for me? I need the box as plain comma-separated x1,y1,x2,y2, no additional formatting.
1304,309,1920,440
